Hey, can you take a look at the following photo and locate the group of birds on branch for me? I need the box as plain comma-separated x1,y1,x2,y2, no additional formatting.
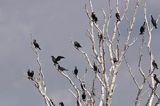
140,15,157,35
152,60,160,86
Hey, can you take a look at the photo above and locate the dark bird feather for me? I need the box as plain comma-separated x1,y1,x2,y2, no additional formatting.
74,66,78,76
140,22,146,35
27,69,34,80
115,12,120,22
151,15,157,29
91,12,98,23
74,41,82,49
51,56,65,65
154,74,160,84
58,65,68,71
152,60,158,70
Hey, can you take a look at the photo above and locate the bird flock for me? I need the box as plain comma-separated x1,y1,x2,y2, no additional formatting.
27,12,159,105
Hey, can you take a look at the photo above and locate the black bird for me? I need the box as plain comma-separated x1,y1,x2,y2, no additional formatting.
140,22,146,35
153,74,160,84
33,39,41,50
74,66,78,76
91,12,98,23
27,69,34,80
93,62,100,73
113,57,118,63
152,60,158,70
59,102,64,106
151,15,157,29
58,65,68,71
51,56,65,65
115,12,120,22
80,82,85,91
74,41,82,49
82,91,86,101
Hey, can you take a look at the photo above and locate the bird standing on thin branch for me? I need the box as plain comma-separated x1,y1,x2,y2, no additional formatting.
27,69,34,80
82,91,86,101
51,56,65,65
91,12,98,23
33,39,41,50
152,60,158,70
151,15,157,29
140,22,146,35
153,74,160,85
115,12,120,22
74,41,82,49
59,102,64,106
58,65,68,71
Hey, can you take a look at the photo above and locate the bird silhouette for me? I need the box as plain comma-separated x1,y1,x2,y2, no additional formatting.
91,12,98,23
74,66,78,76
74,41,82,49
27,69,34,80
152,60,158,70
58,65,68,71
82,91,86,101
33,39,41,50
151,15,157,29
153,74,160,85
59,102,64,106
115,12,120,22
51,56,65,65
140,22,146,35
93,62,100,73
113,57,118,63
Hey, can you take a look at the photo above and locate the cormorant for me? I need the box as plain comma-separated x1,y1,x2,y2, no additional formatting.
115,12,120,22
153,74,160,84
74,41,82,49
91,12,98,23
33,39,41,50
82,91,86,101
27,69,34,80
59,102,64,106
51,56,65,65
93,62,100,73
113,57,118,63
140,22,146,35
74,66,78,76
58,65,68,71
152,60,158,70
151,15,157,29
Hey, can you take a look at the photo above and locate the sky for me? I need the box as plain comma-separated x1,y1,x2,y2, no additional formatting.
0,0,160,106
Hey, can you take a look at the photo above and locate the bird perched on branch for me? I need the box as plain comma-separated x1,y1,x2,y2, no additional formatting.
59,102,64,106
152,60,158,70
140,22,146,35
151,15,157,29
58,65,68,71
113,57,118,63
74,66,78,76
33,39,41,50
153,74,160,85
27,69,34,80
91,12,98,23
115,12,120,22
74,41,82,49
93,62,100,73
51,56,65,65
82,91,86,101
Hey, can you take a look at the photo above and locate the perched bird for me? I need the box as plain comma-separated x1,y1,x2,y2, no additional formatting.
153,74,160,84
82,91,86,101
33,39,41,50
93,62,100,73
140,22,146,35
74,66,78,76
74,41,82,49
58,65,68,71
113,57,118,63
91,12,98,23
51,56,65,65
152,60,158,70
115,12,120,22
151,15,157,29
27,69,34,80
59,102,64,106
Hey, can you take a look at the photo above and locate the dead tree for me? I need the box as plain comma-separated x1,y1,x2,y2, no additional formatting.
27,0,160,106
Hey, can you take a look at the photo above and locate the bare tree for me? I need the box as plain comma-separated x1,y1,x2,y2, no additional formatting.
27,0,160,106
